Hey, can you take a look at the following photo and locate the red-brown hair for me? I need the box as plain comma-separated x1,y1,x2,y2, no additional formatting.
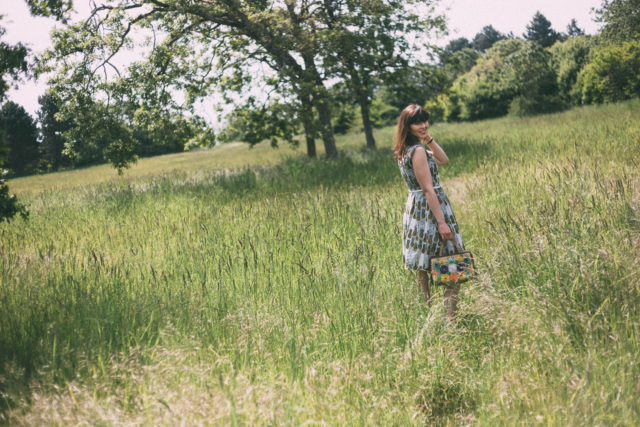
394,104,430,160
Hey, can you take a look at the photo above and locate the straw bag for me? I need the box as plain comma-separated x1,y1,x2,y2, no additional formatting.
430,239,475,286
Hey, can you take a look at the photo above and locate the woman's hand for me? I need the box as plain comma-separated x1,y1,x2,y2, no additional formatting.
423,122,431,143
438,222,453,241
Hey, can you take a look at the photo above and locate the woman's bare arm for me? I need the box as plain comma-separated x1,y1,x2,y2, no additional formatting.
412,146,453,240
426,139,449,165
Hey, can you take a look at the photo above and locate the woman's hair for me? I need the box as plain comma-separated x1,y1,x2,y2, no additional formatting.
394,104,430,160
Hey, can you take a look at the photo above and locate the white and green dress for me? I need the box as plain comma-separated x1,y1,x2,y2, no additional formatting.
398,143,465,271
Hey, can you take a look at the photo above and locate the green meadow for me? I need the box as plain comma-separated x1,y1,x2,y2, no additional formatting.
1,100,639,424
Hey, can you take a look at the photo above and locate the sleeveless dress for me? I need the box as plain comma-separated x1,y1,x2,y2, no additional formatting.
398,144,465,271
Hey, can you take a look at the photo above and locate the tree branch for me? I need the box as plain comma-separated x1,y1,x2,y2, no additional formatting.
89,8,159,79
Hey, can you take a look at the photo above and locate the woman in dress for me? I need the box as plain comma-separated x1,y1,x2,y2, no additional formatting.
395,104,466,323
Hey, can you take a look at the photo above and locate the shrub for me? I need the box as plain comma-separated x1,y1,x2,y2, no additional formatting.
575,40,640,104
549,36,593,104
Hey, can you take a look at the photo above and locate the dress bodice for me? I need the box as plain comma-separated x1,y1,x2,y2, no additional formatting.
398,144,440,191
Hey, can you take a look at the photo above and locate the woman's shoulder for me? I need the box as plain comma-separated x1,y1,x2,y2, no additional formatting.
406,143,426,157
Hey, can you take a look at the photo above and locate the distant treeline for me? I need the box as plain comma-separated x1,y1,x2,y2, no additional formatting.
424,26,640,122
0,94,210,178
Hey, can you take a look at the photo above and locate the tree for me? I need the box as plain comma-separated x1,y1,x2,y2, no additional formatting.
61,96,137,173
501,42,564,116
443,48,480,81
524,11,560,48
37,91,73,170
327,82,357,134
471,25,507,52
549,35,593,103
0,32,28,101
0,19,28,221
447,39,525,121
443,39,562,121
595,0,640,43
439,37,471,64
26,0,72,22
35,1,342,161
575,39,640,104
318,0,445,150
0,101,40,176
566,19,585,37
132,113,201,157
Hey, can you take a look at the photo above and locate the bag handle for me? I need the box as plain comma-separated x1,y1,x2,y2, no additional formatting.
438,238,462,256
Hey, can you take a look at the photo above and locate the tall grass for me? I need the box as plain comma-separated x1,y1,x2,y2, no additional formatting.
1,100,639,424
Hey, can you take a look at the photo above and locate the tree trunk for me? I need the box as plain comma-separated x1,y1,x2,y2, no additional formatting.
350,69,376,150
358,90,376,149
301,100,316,158
303,54,337,159
313,95,338,159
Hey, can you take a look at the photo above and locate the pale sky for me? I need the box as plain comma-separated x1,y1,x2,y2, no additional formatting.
1,0,603,121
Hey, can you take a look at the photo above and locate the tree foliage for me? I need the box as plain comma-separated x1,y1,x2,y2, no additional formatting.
319,0,444,149
439,37,471,64
0,19,28,222
220,97,299,147
471,25,508,52
26,0,73,22
36,0,446,163
524,11,561,48
442,48,480,82
0,171,27,223
423,5,638,124
566,19,585,37
37,0,336,161
502,41,563,116
0,26,28,104
0,102,39,177
575,39,640,104
595,0,640,43
375,63,448,112
549,35,593,103
435,39,562,121
37,91,73,170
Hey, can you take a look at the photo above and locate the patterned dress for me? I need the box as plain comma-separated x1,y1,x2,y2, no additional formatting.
398,143,465,271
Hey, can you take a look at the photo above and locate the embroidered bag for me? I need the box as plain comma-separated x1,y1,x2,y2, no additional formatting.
430,239,475,286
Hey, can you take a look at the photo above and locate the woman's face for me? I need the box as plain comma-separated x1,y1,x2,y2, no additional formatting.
410,121,429,140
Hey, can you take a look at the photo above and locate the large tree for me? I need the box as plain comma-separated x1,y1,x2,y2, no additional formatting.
35,1,340,160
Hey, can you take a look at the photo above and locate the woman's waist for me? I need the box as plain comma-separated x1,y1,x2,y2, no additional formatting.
408,183,442,193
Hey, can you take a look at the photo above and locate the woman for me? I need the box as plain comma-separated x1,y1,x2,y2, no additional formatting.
395,104,465,324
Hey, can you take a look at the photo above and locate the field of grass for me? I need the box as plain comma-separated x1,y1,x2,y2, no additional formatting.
1,100,639,424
